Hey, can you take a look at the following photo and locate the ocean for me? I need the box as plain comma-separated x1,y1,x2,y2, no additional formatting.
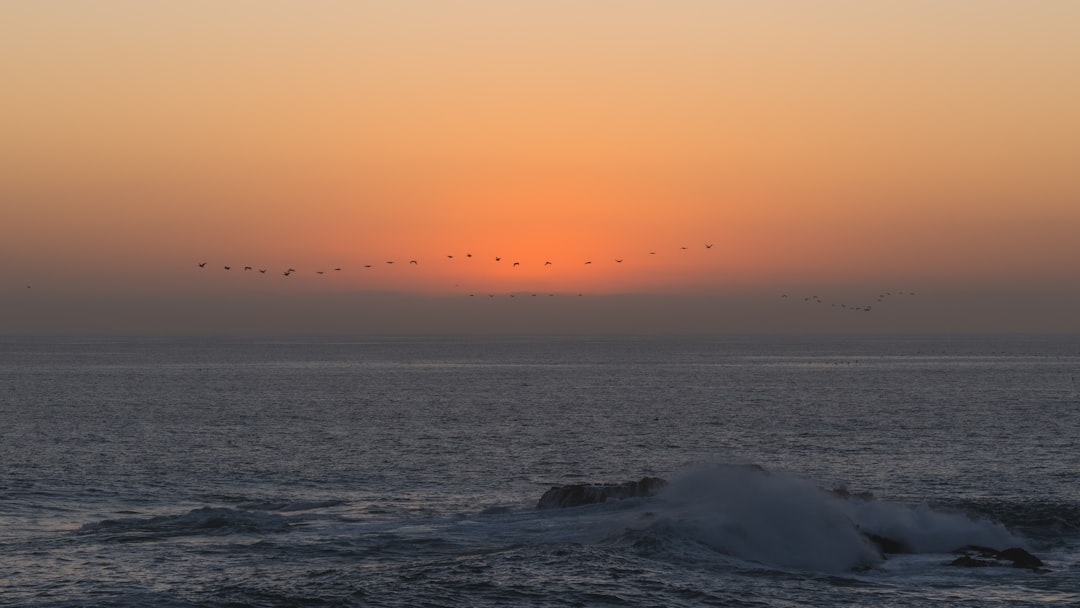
1,335,1078,606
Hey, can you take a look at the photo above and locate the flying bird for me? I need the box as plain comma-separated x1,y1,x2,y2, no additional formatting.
513,262,520,267
259,269,267,273
244,266,252,271
584,261,592,265
198,262,207,268
495,256,502,262
544,261,552,266
705,244,713,249
410,260,418,265
615,259,623,263
224,266,231,270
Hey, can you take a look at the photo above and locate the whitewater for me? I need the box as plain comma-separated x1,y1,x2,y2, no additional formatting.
1,335,1078,606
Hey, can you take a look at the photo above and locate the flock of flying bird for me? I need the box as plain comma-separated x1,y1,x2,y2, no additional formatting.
195,245,724,298
779,290,917,313
197,262,342,277
197,244,717,277
196,244,916,310
196,244,720,287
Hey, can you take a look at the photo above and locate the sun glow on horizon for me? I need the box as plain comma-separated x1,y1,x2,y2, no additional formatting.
3,1,1079,333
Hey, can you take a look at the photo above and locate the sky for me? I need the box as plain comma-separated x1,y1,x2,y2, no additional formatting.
2,1,1078,335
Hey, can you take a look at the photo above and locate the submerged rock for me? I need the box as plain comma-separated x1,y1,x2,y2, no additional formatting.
949,545,1045,571
537,477,668,509
949,555,992,568
998,547,1044,570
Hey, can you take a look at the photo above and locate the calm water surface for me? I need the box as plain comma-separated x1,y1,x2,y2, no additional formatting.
2,335,1078,606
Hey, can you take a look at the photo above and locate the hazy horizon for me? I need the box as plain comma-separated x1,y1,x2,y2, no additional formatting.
7,281,1079,336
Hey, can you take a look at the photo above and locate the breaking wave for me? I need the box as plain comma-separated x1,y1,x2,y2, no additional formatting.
613,464,1027,573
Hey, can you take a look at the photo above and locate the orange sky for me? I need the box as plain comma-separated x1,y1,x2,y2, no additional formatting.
2,1,1079,334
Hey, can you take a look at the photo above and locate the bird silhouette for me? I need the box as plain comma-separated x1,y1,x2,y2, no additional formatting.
195,233,737,295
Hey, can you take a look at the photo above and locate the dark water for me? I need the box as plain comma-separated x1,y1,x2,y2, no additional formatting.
2,335,1078,606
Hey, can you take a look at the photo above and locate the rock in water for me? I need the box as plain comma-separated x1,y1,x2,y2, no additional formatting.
949,546,1045,571
997,547,1044,570
537,477,668,509
949,555,993,568
863,532,910,555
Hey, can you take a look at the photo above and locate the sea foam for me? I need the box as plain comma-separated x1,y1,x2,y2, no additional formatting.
641,464,1026,573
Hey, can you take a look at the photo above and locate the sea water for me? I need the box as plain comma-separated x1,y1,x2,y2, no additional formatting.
1,335,1078,606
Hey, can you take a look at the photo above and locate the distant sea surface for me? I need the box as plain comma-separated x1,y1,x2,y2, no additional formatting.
2,335,1078,607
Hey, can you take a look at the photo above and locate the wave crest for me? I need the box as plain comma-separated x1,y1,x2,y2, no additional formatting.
78,507,294,541
634,464,1027,573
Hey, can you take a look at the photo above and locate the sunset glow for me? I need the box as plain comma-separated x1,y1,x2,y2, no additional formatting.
3,1,1079,333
